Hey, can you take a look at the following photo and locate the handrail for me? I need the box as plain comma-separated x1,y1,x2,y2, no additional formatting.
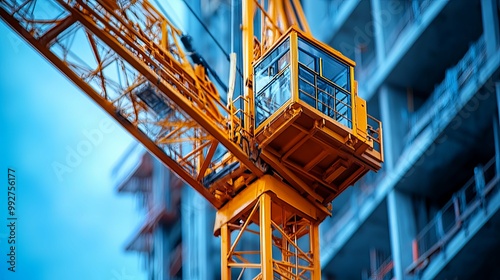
407,157,498,274
406,35,486,145
370,256,394,280
367,114,383,155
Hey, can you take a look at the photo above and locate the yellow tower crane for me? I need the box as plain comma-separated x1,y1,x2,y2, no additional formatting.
0,0,383,279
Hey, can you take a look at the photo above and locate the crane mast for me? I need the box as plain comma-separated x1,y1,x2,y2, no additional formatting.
0,0,383,279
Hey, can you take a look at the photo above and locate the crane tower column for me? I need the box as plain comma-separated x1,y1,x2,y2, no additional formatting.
214,175,322,279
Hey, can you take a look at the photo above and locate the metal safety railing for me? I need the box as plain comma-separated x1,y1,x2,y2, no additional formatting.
298,65,353,129
406,35,487,145
407,157,499,274
368,114,383,156
365,256,394,280
123,176,153,193
457,36,488,90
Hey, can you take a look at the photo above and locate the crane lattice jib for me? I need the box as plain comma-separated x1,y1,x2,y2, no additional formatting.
0,0,267,208
1,0,383,279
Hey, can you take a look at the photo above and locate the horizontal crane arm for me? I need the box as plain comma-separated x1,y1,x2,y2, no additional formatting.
0,0,263,208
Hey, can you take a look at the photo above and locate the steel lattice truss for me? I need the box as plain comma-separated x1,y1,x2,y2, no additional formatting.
223,199,318,279
0,0,266,208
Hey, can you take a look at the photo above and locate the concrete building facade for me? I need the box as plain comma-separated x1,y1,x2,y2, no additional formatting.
305,0,500,279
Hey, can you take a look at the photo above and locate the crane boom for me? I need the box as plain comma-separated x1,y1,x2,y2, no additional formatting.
1,0,383,278
0,0,265,209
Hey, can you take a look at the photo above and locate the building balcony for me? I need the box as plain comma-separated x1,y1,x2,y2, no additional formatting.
406,35,488,146
397,32,500,198
360,0,483,101
406,157,500,278
320,30,500,267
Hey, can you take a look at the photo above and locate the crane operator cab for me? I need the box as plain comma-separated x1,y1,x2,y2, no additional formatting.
253,27,383,204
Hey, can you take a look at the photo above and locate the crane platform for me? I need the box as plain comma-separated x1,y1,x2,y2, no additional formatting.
251,27,383,206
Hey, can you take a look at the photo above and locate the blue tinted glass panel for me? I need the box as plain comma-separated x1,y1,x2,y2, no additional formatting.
322,55,350,91
297,39,353,129
255,68,291,127
299,49,316,71
298,38,351,91
254,38,291,128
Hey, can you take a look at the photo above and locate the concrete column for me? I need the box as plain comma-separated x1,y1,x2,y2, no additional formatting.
481,0,500,56
182,186,210,280
371,0,386,63
151,225,170,279
387,190,417,280
182,186,196,279
151,164,173,279
494,116,500,176
494,83,500,175
379,85,407,170
152,160,169,207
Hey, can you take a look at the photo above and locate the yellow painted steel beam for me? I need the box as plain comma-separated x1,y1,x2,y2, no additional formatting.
260,151,324,204
220,224,232,280
214,175,326,235
196,140,219,181
216,175,322,279
242,0,254,134
0,6,226,209
259,193,274,279
310,223,321,279
60,0,264,178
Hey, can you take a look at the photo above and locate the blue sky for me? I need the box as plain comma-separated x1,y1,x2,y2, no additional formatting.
0,21,147,280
